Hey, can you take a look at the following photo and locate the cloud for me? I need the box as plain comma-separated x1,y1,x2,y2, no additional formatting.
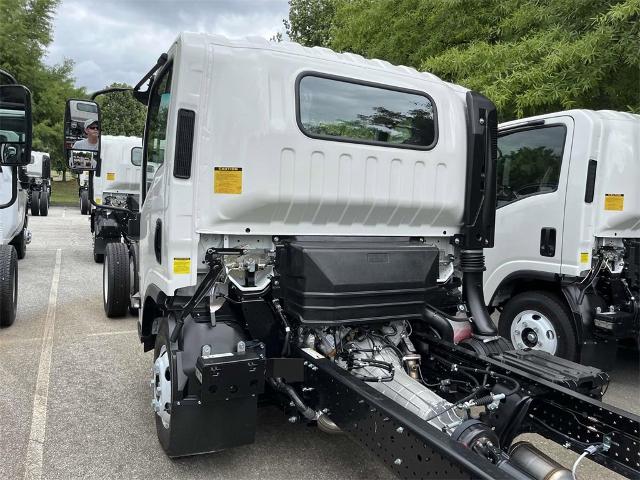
45,0,289,91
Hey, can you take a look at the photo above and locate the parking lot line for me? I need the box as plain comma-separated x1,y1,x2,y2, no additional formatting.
23,249,62,480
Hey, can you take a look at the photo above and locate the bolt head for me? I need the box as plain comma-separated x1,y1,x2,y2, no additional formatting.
288,416,297,423
396,427,404,434
514,330,520,336
479,118,485,125
394,458,403,465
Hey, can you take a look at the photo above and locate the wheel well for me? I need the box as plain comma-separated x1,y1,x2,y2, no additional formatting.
491,277,563,309
141,296,163,351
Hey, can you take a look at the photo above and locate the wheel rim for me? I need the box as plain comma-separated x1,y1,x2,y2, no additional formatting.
510,309,558,354
153,346,171,429
103,255,109,304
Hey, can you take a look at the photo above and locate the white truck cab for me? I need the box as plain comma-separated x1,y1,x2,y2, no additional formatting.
485,110,640,367
0,73,33,328
0,164,29,255
90,135,142,262
63,36,640,479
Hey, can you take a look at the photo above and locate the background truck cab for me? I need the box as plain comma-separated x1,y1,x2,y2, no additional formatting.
90,135,142,262
485,110,640,368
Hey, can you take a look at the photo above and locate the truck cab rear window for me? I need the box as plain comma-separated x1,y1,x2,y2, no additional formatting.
297,74,436,149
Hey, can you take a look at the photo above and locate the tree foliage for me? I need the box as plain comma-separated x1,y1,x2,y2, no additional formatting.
96,84,147,137
0,0,85,175
284,0,640,119
283,0,336,47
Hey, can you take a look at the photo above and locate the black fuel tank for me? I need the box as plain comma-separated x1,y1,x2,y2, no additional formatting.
276,237,441,326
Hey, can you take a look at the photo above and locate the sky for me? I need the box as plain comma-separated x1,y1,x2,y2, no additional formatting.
44,0,289,92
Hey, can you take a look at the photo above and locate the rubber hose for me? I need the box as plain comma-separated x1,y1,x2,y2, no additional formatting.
421,306,455,341
268,378,316,421
462,271,497,336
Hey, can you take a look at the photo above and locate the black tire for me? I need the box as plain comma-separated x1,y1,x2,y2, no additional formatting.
154,317,173,453
39,191,49,216
498,290,577,361
0,245,18,327
31,191,40,216
11,226,27,260
103,242,130,317
80,190,90,215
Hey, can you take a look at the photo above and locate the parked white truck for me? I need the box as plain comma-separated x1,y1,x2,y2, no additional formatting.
24,150,51,216
0,70,33,327
485,110,640,368
64,35,639,479
89,135,142,262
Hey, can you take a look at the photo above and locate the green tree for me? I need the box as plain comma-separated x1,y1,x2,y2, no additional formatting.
0,0,85,179
283,0,337,47
96,84,147,137
284,0,640,119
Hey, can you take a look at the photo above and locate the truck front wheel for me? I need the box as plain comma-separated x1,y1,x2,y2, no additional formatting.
39,191,49,216
0,245,18,327
31,191,40,216
103,243,130,317
153,317,174,451
499,291,577,361
80,190,90,215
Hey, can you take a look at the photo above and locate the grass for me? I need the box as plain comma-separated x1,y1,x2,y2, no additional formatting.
51,178,79,206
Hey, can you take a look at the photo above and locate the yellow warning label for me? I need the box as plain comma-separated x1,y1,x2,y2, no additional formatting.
214,167,242,194
580,252,590,264
95,197,102,205
173,257,191,275
604,194,624,211
106,172,116,181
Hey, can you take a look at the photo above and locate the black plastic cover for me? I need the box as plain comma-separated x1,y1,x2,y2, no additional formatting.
496,349,609,393
276,238,440,326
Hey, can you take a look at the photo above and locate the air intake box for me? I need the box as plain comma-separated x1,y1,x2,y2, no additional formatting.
276,238,440,326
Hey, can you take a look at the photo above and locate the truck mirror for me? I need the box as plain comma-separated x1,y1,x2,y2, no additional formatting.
64,99,101,171
0,84,32,166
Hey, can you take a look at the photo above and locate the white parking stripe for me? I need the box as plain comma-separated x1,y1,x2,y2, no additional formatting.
23,249,62,480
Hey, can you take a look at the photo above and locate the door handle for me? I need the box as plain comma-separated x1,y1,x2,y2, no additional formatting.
540,227,556,257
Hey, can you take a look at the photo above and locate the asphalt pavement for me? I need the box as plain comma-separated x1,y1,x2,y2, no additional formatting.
1,206,638,480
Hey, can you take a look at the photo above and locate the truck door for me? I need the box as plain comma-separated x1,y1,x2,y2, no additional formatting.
484,117,574,301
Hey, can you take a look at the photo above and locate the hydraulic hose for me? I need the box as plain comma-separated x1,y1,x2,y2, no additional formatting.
461,250,498,337
268,377,317,421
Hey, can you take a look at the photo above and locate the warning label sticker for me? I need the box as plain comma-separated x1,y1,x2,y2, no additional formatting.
604,194,624,211
214,167,242,194
580,252,590,264
106,172,116,181
173,257,191,275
